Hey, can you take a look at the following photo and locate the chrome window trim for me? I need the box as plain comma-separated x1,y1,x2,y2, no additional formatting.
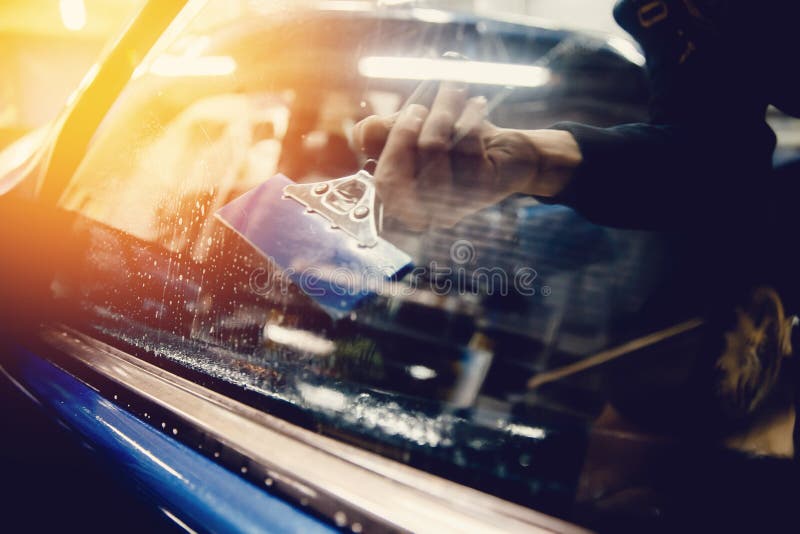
40,324,588,534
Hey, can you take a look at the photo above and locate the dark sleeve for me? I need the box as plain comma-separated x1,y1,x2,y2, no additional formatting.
542,0,778,230
547,120,775,229
762,2,800,119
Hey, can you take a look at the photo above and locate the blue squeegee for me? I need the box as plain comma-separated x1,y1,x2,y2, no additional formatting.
215,171,413,318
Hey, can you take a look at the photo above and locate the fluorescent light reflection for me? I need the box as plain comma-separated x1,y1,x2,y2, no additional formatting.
411,8,454,24
506,423,546,440
606,36,645,66
264,324,335,356
297,383,347,411
407,365,437,380
149,55,237,77
96,416,187,481
59,0,86,31
358,57,551,87
316,0,373,11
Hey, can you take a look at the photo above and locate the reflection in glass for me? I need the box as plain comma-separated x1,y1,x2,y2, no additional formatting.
49,2,800,530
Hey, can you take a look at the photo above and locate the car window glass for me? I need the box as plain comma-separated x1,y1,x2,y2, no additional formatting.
51,2,781,528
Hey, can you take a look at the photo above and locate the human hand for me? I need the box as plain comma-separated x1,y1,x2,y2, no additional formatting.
351,82,581,230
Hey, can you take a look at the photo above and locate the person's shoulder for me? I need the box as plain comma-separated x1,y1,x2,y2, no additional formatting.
611,0,737,58
612,0,672,41
612,0,732,34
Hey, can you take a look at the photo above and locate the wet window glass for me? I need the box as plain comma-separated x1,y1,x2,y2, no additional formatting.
52,1,800,530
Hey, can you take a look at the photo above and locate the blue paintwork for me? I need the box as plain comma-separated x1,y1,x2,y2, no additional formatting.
12,347,336,534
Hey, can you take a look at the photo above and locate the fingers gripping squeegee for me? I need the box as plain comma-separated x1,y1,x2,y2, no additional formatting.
215,170,413,318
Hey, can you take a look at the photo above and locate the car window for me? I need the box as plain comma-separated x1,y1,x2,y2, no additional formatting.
51,1,742,528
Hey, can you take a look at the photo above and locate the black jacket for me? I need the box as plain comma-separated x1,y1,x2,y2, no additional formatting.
550,0,800,229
